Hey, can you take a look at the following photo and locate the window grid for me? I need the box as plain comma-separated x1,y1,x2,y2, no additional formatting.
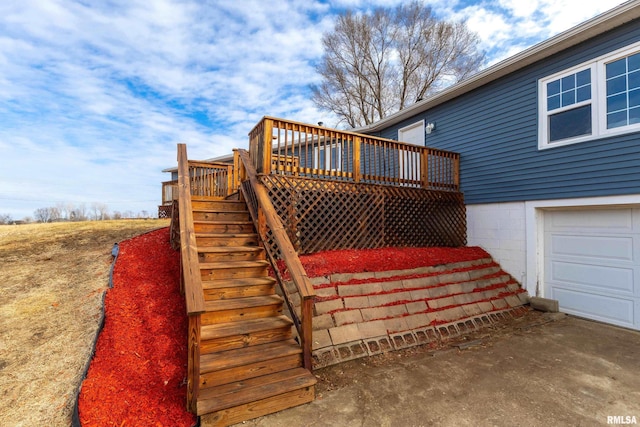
546,69,591,112
605,53,640,129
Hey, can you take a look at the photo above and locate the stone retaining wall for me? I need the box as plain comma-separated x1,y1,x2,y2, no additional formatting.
282,257,530,368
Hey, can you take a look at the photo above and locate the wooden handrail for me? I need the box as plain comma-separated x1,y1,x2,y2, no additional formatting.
187,160,233,169
177,144,206,316
236,149,315,370
248,116,460,191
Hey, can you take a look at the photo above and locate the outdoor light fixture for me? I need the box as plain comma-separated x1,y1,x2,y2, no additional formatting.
425,122,436,134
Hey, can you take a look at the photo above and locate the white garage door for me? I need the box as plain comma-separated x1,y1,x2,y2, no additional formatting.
544,207,640,330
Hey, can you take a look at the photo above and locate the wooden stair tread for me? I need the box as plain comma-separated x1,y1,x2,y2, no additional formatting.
201,277,276,290
197,368,317,414
201,316,293,340
200,260,269,270
192,207,248,212
198,246,263,253
194,220,253,225
200,339,301,373
204,295,283,312
191,195,244,204
196,232,258,238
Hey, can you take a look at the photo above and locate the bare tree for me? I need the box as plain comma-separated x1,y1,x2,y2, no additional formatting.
0,213,13,225
34,207,61,223
49,206,61,222
34,207,52,223
71,203,88,221
91,202,109,221
57,202,75,221
312,1,485,128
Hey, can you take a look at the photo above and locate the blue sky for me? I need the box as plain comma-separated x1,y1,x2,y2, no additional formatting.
0,0,624,220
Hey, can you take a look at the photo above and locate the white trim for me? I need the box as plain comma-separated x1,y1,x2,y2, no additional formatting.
524,194,640,297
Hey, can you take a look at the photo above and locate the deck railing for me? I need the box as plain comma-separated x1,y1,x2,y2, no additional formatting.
188,161,237,198
162,180,178,205
163,162,237,207
249,116,460,192
236,149,315,371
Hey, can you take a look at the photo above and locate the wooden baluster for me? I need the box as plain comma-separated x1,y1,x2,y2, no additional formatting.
301,297,313,370
353,136,361,183
421,148,429,189
454,153,460,190
304,127,309,175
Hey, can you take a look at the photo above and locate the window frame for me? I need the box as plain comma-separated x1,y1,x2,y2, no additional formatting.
538,40,640,150
597,43,640,138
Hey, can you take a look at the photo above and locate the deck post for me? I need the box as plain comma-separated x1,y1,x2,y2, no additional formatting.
186,314,201,413
301,296,314,371
421,149,429,189
261,118,273,174
453,154,460,190
232,149,240,194
353,136,361,183
226,164,233,196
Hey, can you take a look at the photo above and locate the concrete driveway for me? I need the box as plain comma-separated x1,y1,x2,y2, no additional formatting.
233,311,640,427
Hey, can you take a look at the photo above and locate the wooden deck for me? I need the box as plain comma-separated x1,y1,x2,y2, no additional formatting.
169,117,466,425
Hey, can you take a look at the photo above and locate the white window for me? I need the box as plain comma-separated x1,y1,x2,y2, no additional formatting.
538,41,640,149
398,120,425,146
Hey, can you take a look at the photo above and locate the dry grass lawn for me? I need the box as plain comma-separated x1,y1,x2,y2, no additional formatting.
0,219,170,426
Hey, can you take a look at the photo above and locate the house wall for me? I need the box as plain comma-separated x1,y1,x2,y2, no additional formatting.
374,18,640,205
468,195,640,298
466,202,526,286
368,18,640,294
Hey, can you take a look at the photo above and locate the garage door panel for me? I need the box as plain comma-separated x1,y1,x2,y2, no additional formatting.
549,208,634,231
551,287,635,328
544,207,640,331
550,234,634,262
549,261,635,293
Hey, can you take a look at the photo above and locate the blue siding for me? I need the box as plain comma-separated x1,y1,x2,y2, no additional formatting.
373,20,640,204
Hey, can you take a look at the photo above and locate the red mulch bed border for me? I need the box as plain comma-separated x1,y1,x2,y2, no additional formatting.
77,228,196,427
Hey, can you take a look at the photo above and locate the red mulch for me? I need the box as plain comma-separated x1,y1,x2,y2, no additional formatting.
78,228,197,427
299,246,490,278
77,231,491,425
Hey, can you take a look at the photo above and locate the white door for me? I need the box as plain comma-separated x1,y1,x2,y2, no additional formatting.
398,120,425,146
544,207,640,330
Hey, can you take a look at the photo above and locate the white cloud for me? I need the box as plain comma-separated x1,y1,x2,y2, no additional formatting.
0,0,628,219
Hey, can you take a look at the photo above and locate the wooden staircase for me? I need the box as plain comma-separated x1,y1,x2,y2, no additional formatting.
191,196,316,425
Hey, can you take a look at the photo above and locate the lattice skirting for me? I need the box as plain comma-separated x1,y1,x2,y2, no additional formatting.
260,174,466,254
158,205,172,219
